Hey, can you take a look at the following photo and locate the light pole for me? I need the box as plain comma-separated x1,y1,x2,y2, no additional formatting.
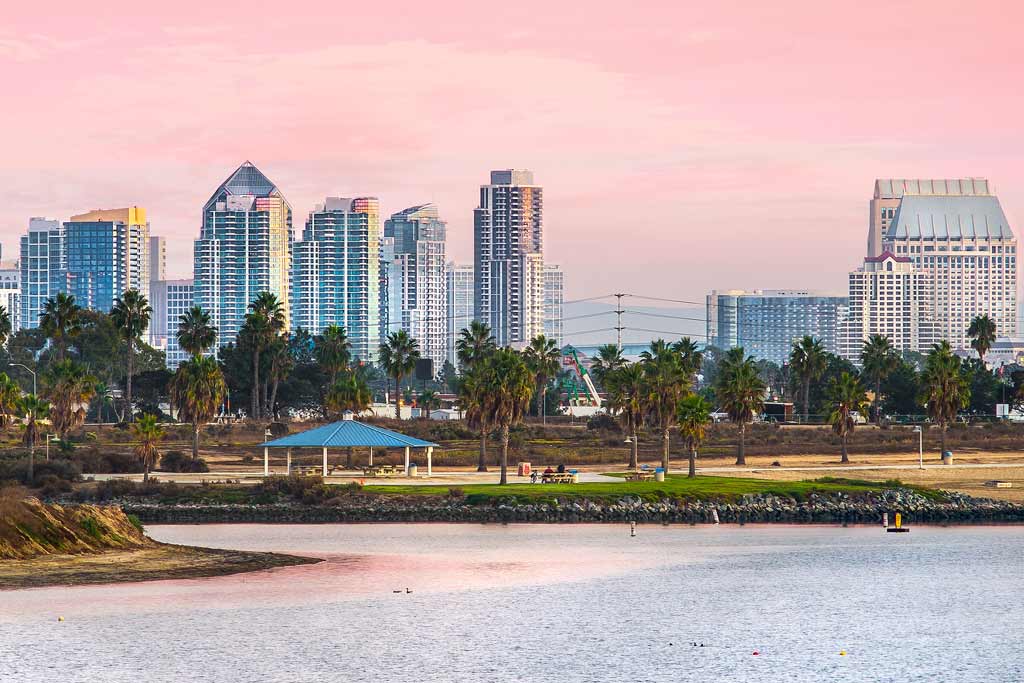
8,363,36,395
913,425,923,470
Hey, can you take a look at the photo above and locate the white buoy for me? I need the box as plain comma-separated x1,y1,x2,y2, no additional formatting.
882,512,888,527
630,521,636,537
712,509,720,525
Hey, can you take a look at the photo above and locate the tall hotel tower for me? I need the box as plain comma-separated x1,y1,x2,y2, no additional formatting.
19,217,65,329
291,197,382,362
473,169,545,347
194,162,292,345
65,207,150,313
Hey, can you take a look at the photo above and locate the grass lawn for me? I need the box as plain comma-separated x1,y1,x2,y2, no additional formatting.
363,475,938,504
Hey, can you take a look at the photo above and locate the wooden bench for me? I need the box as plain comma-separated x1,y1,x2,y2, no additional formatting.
362,465,401,478
541,472,577,484
625,471,655,482
292,465,322,476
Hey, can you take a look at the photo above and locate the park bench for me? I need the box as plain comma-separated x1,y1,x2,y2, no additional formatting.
362,465,401,477
541,472,577,484
625,471,655,482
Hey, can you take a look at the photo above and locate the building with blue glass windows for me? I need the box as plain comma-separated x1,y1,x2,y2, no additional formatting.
19,217,65,330
64,207,150,314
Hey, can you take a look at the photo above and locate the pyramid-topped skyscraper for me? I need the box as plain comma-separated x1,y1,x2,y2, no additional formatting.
194,162,292,345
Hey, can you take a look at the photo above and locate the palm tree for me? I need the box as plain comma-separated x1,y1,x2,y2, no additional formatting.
177,305,217,357
417,389,441,419
43,360,97,439
0,305,11,348
266,334,293,420
379,330,420,419
828,372,868,464
242,292,285,419
39,292,82,361
789,335,827,422
325,370,372,418
0,373,22,428
316,325,352,382
170,355,227,461
523,335,561,423
677,394,712,478
861,334,898,425
921,341,970,457
19,394,50,483
967,314,998,365
590,344,625,386
456,321,496,371
133,414,164,482
715,350,765,465
110,289,152,422
604,363,645,469
673,337,704,379
640,340,687,473
479,349,534,485
459,367,491,472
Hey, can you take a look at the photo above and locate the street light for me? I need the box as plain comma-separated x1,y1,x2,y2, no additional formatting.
8,363,36,395
913,426,924,470
45,433,58,461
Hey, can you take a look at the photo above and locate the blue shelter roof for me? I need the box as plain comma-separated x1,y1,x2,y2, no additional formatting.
260,420,437,449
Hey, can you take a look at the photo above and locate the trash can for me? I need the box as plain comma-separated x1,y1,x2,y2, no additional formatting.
408,463,418,477
518,462,532,477
942,451,953,465
654,467,665,482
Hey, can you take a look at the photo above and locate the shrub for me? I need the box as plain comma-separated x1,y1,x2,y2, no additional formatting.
0,457,83,485
268,422,289,437
126,514,144,534
36,474,73,497
160,450,210,473
80,516,104,540
448,486,465,498
587,413,619,432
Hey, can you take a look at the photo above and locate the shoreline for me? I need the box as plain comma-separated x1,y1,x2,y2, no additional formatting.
0,542,321,590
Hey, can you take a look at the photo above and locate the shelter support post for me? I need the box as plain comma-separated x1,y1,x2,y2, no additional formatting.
323,447,328,477
404,446,410,475
426,446,433,477
286,448,292,475
369,447,373,466
263,447,269,477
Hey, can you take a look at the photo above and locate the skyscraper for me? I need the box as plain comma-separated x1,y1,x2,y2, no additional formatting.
291,197,381,361
446,263,474,367
194,162,292,346
150,278,195,369
0,261,20,333
874,178,1017,348
19,217,64,330
149,235,166,282
543,263,564,343
382,204,447,367
474,169,544,347
65,207,150,313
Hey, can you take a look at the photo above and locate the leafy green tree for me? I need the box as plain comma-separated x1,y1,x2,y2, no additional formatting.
523,334,561,423
677,394,712,478
325,369,372,418
640,340,688,473
111,288,152,422
789,335,827,422
43,359,97,438
828,372,868,463
715,349,765,465
455,321,496,372
967,314,997,364
964,358,1000,416
861,334,899,424
378,330,420,419
920,341,970,456
880,358,923,417
170,355,227,460
177,305,217,357
0,372,21,428
40,293,83,361
589,344,625,386
133,414,164,482
316,325,352,382
605,363,645,469
0,305,11,348
478,348,534,485
19,394,50,483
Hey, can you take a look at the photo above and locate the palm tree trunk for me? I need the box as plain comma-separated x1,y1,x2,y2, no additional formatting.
252,348,261,420
662,428,670,473
541,386,547,425
629,427,638,469
269,377,280,421
499,425,509,485
736,423,746,465
875,378,882,426
395,375,401,420
143,457,150,483
27,442,34,483
940,424,947,459
840,435,849,464
803,378,810,422
192,423,200,461
126,340,134,423
688,447,697,478
477,432,488,472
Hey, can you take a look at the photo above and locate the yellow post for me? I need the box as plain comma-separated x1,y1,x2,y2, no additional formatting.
895,512,902,529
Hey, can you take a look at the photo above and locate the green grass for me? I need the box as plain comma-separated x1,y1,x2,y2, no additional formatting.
361,474,916,504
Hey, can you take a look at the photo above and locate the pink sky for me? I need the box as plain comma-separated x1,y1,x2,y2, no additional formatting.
2,0,1023,301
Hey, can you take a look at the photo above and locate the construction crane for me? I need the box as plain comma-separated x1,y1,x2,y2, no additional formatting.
565,348,602,407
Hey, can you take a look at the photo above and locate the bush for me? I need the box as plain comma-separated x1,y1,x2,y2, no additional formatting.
586,413,619,432
71,448,144,474
159,450,210,473
0,457,82,486
93,478,139,501
447,486,465,498
36,474,73,497
126,514,145,534
268,422,290,437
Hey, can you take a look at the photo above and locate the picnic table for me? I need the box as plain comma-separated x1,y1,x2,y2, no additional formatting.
541,472,577,484
292,465,323,476
625,471,655,482
362,464,401,477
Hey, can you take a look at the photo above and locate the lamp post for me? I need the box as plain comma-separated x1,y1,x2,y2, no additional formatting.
913,426,923,470
8,363,36,395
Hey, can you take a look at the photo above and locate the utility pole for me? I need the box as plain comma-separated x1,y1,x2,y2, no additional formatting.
614,293,626,351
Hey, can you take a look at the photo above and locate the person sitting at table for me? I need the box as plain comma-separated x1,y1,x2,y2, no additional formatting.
556,463,566,473
543,466,554,476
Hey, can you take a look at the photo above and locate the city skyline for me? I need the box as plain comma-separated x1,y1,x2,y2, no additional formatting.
5,2,1024,301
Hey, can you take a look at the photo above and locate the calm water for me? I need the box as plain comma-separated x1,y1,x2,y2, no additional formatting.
2,524,1022,682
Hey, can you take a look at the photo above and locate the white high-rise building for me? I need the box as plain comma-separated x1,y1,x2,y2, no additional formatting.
382,204,448,368
19,217,64,330
838,252,938,362
473,169,544,347
446,263,474,367
543,263,564,343
0,262,20,332
875,179,1017,349
150,278,195,368
149,235,166,283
